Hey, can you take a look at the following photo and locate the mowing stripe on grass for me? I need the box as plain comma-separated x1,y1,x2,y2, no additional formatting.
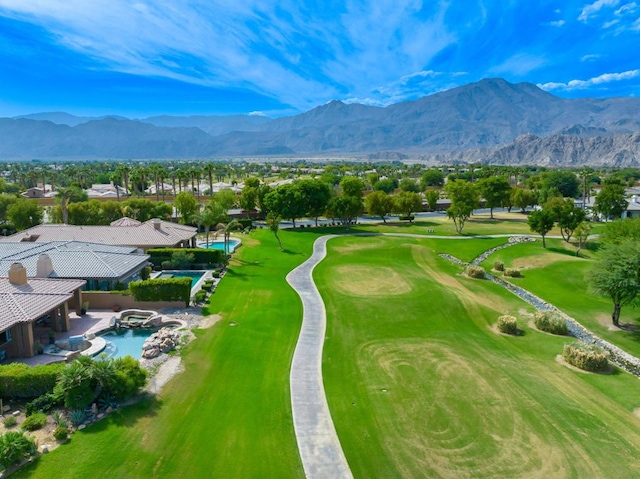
287,235,353,479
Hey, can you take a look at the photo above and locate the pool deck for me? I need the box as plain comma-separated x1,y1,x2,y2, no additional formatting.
19,310,118,366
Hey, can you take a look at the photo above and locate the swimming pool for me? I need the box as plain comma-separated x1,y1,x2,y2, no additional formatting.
199,238,241,253
154,270,205,285
100,328,154,360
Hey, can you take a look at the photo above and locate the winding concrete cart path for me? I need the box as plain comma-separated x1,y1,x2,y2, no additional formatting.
287,235,353,479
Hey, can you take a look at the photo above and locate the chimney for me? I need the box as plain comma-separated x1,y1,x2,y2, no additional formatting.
36,254,54,278
8,263,28,286
152,218,161,230
633,195,637,204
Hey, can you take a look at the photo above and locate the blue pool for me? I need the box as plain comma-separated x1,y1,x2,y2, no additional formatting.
155,270,205,285
199,239,241,253
100,328,154,359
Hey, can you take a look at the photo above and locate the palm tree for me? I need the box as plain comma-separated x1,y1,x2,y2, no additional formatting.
56,187,74,224
203,162,215,197
199,201,227,248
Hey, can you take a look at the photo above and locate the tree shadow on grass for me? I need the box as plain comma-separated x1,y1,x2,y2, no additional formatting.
78,395,162,436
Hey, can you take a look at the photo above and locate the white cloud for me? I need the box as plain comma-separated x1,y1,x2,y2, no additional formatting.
578,0,620,21
537,69,640,91
549,19,566,26
489,53,547,76
248,111,266,116
0,0,461,111
580,53,603,61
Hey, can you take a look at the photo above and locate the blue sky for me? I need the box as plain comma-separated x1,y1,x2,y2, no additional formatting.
0,0,638,118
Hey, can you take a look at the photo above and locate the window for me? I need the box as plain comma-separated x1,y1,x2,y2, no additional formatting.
0,329,11,346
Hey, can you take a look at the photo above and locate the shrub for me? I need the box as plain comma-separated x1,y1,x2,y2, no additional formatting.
20,412,47,431
107,356,148,401
504,268,521,278
52,411,67,427
563,343,609,372
399,215,415,221
24,392,61,416
129,277,192,306
70,409,86,427
494,261,504,271
140,265,152,280
497,315,518,335
465,265,485,279
534,311,568,335
53,425,68,441
2,416,17,428
201,283,212,292
0,431,37,469
212,269,221,278
148,248,224,268
194,290,207,303
161,260,172,270
170,250,195,269
0,363,64,399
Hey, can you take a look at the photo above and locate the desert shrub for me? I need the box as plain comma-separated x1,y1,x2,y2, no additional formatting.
504,268,521,278
109,356,148,401
2,416,17,428
53,425,68,441
20,412,47,431
497,315,518,335
494,261,504,271
0,430,37,469
52,411,67,427
563,343,609,372
534,311,568,335
465,265,485,279
69,409,86,427
0,363,64,399
25,392,61,416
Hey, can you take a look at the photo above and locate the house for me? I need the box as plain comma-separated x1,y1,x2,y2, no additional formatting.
0,263,85,359
85,183,129,198
0,218,198,252
0,241,150,291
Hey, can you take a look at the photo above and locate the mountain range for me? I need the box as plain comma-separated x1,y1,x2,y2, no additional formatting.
3,78,640,166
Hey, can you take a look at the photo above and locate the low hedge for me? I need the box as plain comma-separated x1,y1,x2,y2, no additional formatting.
563,343,609,372
129,277,192,307
0,363,64,399
534,311,568,335
147,248,224,268
497,315,518,335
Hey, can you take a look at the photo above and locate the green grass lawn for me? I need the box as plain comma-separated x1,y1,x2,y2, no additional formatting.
15,229,313,479
316,235,640,478
480,238,640,359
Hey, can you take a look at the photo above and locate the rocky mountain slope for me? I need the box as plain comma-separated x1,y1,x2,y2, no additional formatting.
2,78,639,165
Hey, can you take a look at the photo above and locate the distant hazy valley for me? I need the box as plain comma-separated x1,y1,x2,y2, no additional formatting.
3,78,640,166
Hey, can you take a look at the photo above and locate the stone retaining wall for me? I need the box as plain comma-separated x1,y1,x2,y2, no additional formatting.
439,250,640,378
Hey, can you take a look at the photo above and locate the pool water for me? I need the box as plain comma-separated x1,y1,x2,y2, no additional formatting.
200,239,240,253
155,271,205,285
100,329,154,359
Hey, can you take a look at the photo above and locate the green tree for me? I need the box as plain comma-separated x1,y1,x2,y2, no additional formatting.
199,201,227,248
264,183,306,227
445,180,479,234
594,183,628,220
373,178,398,194
68,200,106,225
542,170,580,198
340,176,365,198
398,178,420,193
212,189,237,211
590,239,640,326
511,188,536,213
7,199,42,231
425,190,440,212
420,169,445,189
393,191,423,222
527,209,555,248
238,186,258,217
574,221,592,257
478,176,511,219
266,212,283,250
325,196,362,231
55,186,86,224
602,218,640,244
174,192,199,225
297,179,332,226
364,190,394,223
556,200,586,242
